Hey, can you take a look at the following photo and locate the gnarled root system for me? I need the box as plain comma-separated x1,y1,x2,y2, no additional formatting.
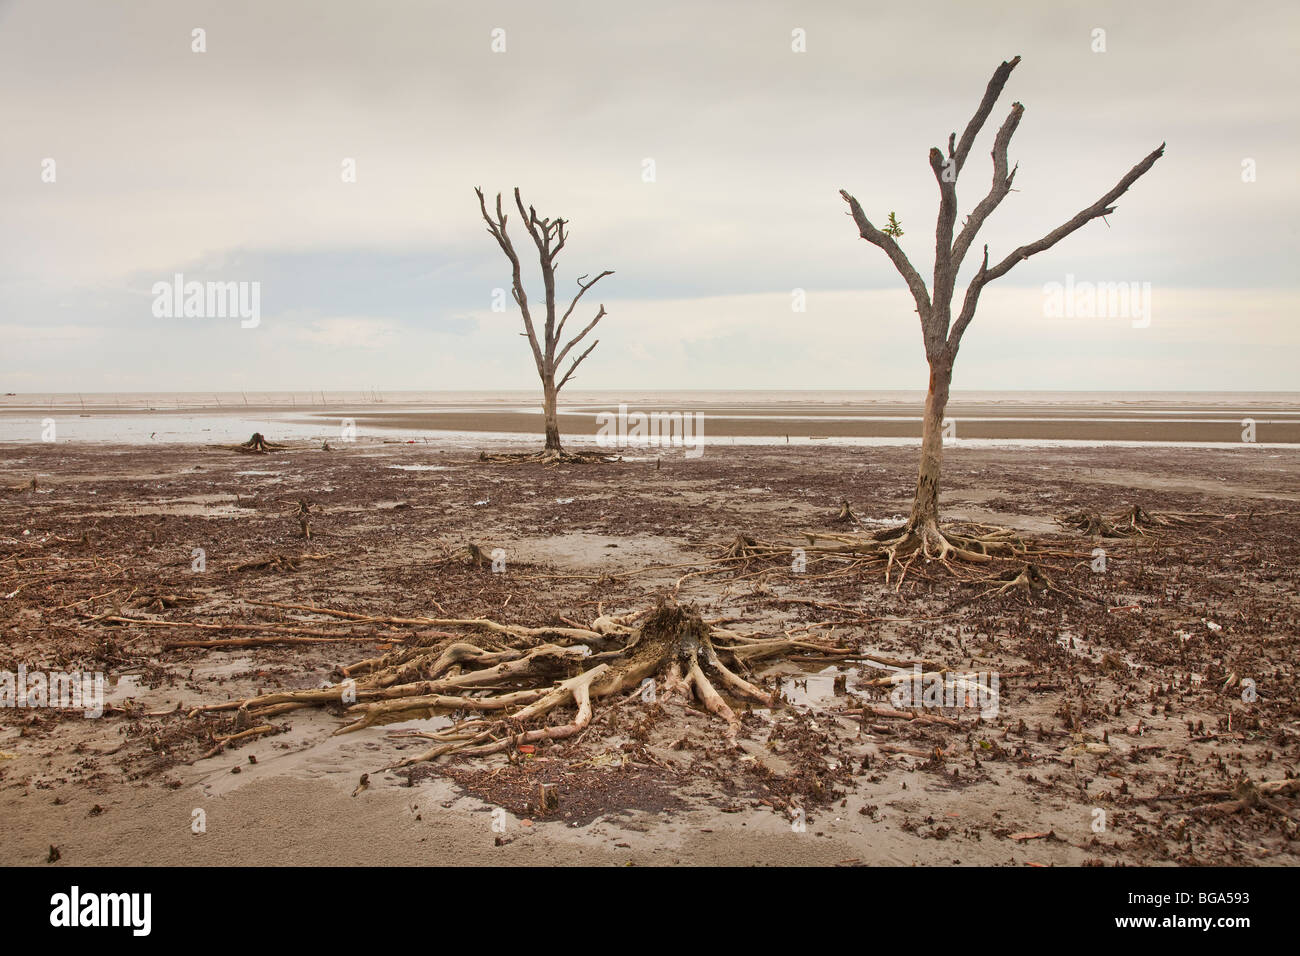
478,449,616,464
231,432,287,454
192,602,849,767
1059,504,1191,538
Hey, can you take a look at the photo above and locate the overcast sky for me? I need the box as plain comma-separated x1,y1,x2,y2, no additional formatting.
1,0,1296,393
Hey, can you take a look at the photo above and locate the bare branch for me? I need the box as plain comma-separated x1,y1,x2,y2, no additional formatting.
838,189,932,319
514,188,559,355
551,219,568,261
556,270,614,343
951,56,1021,177
950,103,1023,274
930,145,959,337
558,338,599,390
930,58,1021,347
946,142,1166,351
556,304,607,369
983,143,1166,286
476,187,544,373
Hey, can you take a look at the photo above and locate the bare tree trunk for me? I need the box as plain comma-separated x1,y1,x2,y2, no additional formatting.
542,378,562,452
909,358,952,530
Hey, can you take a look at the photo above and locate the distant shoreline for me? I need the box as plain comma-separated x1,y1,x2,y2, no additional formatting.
1,394,1298,445
3,387,1300,412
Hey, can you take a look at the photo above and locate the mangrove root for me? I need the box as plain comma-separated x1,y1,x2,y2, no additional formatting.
232,432,287,454
191,601,848,767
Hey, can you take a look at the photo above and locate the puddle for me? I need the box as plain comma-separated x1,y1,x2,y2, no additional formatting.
777,665,846,707
377,710,456,733
386,464,449,472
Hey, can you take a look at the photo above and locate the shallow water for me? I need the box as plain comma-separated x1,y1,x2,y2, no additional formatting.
3,389,1298,447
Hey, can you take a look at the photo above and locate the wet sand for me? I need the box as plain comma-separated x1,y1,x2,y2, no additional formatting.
2,439,1298,866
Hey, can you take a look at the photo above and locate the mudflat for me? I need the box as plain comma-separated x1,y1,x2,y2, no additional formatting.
1,439,1298,866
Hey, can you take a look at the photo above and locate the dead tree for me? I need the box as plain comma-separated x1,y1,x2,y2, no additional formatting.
476,187,613,459
840,56,1164,564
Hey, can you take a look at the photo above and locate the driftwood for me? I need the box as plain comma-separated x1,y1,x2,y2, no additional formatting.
232,552,332,573
1137,778,1300,823
838,703,962,728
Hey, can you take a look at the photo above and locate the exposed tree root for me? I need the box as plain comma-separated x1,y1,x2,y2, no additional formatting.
128,590,197,612
800,519,1024,584
230,432,287,454
294,499,315,539
195,723,281,761
232,552,333,573
834,499,860,524
1059,504,1193,538
190,602,848,767
721,534,782,561
457,543,493,568
870,520,1020,572
837,703,962,728
1143,778,1300,824
706,518,1028,588
983,562,1055,600
478,449,617,464
90,610,439,651
942,561,1102,607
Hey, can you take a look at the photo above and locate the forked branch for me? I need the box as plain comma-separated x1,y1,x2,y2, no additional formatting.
948,141,1166,351
838,189,932,321
837,57,1164,362
475,186,614,387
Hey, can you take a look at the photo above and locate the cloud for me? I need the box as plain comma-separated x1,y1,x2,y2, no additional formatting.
0,323,107,344
0,0,1295,391
286,317,401,349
